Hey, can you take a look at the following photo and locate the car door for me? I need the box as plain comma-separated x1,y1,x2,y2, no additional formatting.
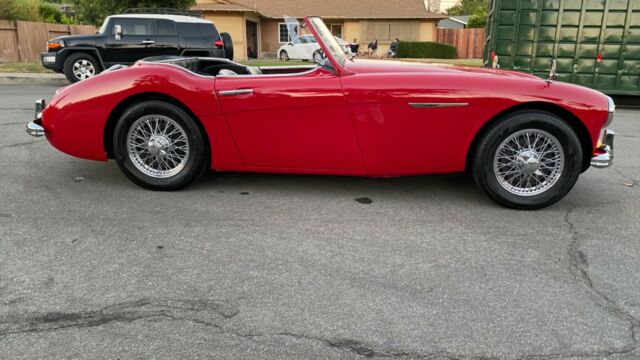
288,37,305,59
104,18,158,65
215,68,365,172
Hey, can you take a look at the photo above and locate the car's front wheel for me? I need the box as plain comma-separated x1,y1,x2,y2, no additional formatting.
472,110,583,210
280,50,289,61
63,53,101,83
113,100,208,191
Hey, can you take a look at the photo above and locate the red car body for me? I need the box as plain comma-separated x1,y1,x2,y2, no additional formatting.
38,17,610,180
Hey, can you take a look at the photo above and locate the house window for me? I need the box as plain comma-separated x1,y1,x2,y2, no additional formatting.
330,24,343,38
279,23,294,43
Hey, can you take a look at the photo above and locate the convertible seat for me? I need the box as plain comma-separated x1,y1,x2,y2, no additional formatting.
218,69,238,76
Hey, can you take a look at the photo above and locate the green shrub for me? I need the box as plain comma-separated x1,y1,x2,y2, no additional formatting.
0,0,42,21
397,41,457,59
40,2,76,24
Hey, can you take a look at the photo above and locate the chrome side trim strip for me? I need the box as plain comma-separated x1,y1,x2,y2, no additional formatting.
218,89,254,97
409,102,469,109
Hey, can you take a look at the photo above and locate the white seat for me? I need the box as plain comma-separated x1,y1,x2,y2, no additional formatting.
218,69,238,76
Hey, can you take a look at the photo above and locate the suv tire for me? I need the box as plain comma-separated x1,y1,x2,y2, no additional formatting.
63,53,101,83
220,32,233,60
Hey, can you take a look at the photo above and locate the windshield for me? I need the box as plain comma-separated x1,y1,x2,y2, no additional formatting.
308,17,347,67
283,16,347,69
99,17,110,34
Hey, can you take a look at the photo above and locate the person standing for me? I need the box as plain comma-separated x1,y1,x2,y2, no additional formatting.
388,38,400,58
368,39,378,57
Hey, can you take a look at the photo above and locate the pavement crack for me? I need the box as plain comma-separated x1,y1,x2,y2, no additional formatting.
563,206,639,351
276,332,497,359
0,140,43,149
0,298,239,337
612,168,638,184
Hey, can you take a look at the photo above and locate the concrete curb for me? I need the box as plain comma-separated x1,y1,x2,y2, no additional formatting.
0,73,68,86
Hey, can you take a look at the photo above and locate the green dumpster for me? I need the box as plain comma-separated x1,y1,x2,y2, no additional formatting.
484,0,640,95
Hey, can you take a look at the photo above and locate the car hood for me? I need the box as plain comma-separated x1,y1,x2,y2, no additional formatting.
343,59,541,80
50,34,99,44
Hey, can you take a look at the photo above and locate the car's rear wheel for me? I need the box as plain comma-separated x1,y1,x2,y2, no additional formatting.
280,50,289,61
472,110,583,210
113,100,208,191
63,53,101,83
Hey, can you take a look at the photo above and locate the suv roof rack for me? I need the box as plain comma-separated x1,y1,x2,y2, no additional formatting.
123,8,203,18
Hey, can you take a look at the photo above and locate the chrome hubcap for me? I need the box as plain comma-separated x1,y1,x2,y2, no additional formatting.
126,115,189,178
72,59,95,80
493,129,564,196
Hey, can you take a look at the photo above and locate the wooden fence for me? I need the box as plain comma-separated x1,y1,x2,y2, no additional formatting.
436,28,485,59
0,20,96,63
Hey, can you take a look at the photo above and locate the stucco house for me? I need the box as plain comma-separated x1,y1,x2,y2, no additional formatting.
192,0,447,60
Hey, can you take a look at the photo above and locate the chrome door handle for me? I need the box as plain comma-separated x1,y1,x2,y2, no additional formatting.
141,40,155,45
218,89,254,97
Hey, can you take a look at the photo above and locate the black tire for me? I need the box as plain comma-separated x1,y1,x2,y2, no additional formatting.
472,110,583,210
220,32,233,60
113,100,208,191
280,50,289,61
63,52,101,83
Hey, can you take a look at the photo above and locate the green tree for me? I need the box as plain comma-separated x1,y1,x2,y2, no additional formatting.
446,0,487,16
71,0,196,26
466,4,488,28
446,0,488,28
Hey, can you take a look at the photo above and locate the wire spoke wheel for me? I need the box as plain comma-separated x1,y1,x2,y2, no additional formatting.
493,129,564,196
126,115,190,178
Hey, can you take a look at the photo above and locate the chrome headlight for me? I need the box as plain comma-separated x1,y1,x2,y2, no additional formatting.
606,95,615,127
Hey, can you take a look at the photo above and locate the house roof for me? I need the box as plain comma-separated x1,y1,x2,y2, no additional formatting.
192,2,258,14
448,15,470,24
192,0,447,19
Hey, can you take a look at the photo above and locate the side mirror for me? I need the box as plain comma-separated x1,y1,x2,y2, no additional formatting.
288,42,292,46
114,25,122,40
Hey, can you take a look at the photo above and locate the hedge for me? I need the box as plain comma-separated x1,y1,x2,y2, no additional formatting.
397,41,457,59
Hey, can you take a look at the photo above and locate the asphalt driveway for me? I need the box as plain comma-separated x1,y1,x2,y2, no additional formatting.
1,84,639,359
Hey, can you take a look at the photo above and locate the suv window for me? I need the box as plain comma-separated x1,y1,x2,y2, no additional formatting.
112,18,154,36
157,20,177,36
197,23,218,38
178,23,200,37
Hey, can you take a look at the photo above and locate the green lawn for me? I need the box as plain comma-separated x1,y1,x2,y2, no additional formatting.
242,58,484,67
401,58,484,67
0,62,52,73
0,58,483,74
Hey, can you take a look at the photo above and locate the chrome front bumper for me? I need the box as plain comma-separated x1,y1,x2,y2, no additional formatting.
591,129,614,168
26,99,46,137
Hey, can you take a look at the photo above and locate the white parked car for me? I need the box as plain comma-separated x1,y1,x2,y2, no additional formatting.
278,35,350,62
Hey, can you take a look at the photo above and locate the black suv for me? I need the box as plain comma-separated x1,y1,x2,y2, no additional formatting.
41,13,233,83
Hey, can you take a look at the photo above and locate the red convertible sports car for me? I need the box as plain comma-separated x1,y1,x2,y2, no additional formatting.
27,17,614,210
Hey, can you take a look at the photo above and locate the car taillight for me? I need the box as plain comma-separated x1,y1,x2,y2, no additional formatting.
214,39,224,48
47,41,62,50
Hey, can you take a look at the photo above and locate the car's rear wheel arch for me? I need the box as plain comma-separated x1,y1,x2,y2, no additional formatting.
465,102,593,173
104,93,211,165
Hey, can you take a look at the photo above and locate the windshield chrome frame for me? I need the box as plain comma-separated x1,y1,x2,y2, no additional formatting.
303,16,352,76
